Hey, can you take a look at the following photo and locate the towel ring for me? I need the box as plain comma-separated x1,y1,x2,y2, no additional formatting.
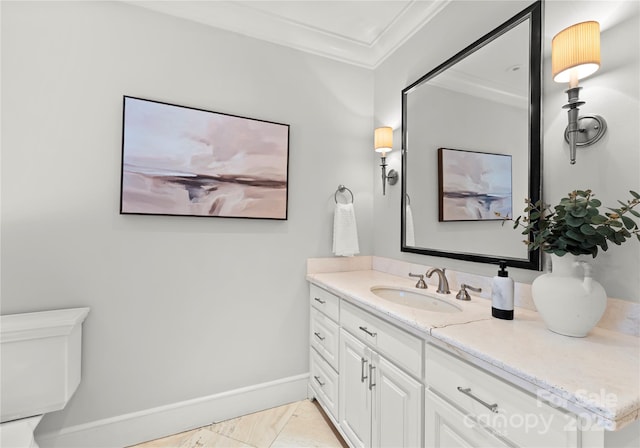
335,185,354,204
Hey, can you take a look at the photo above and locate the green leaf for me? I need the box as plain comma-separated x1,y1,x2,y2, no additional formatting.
621,215,637,230
580,224,596,235
630,190,640,199
596,226,615,238
614,232,625,244
588,199,602,207
557,237,569,249
571,207,589,218
587,208,599,217
609,220,623,228
566,229,585,241
565,214,585,227
591,215,608,224
630,209,640,218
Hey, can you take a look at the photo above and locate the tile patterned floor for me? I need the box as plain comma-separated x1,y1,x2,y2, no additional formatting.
130,399,348,448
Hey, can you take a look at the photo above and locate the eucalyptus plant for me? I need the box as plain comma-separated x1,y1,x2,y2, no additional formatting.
502,190,640,257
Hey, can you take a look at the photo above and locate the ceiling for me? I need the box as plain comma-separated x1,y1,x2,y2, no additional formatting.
123,0,450,69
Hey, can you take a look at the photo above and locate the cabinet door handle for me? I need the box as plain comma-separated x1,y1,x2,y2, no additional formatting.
368,364,376,390
314,297,326,304
358,326,377,337
457,387,499,413
360,357,368,383
314,375,325,387
313,332,325,341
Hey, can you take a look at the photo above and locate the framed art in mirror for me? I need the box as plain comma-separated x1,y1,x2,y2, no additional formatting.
438,148,512,222
401,1,541,270
120,96,290,220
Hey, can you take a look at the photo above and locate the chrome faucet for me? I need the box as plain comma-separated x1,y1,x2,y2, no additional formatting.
426,268,451,294
456,284,482,301
408,273,427,289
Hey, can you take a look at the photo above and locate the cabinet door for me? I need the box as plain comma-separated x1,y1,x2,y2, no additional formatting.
372,354,422,448
425,390,510,448
339,329,372,448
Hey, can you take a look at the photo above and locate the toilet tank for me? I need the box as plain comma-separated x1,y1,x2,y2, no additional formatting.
1,308,90,423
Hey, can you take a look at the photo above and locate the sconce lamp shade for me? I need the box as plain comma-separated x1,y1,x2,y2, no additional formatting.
552,21,600,85
374,127,393,153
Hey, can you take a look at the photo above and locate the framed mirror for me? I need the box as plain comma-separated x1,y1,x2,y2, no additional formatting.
401,1,542,270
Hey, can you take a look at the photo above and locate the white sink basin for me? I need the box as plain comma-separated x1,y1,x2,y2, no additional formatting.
370,286,462,313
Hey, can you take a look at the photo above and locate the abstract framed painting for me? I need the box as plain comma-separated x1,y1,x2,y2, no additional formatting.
120,96,290,220
438,148,512,222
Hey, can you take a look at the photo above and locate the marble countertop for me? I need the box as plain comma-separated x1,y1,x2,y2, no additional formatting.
307,269,640,431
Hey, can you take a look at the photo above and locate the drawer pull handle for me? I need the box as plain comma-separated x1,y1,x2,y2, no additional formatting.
457,387,499,413
361,357,368,383
314,297,326,304
358,326,377,337
368,364,376,390
314,375,325,387
313,332,325,341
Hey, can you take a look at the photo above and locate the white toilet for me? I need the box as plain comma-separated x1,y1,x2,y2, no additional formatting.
1,307,90,448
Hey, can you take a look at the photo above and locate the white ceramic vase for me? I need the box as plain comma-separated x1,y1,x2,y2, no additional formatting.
531,254,607,337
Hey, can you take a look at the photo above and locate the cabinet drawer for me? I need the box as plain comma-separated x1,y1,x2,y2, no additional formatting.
425,389,511,448
310,307,340,370
310,347,339,421
310,284,340,322
425,344,578,448
341,301,422,378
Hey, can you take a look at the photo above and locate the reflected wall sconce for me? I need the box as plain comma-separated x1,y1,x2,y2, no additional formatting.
374,126,398,195
552,21,607,165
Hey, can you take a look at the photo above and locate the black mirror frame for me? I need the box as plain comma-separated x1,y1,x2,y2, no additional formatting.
400,0,542,271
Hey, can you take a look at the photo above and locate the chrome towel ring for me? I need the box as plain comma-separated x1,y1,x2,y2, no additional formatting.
334,185,354,204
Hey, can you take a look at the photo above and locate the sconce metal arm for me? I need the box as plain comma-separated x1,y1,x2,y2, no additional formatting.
562,87,607,165
563,87,585,165
380,156,398,196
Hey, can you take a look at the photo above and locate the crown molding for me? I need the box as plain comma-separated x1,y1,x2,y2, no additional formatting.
122,0,451,69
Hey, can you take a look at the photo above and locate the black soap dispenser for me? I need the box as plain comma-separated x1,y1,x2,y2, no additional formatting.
491,261,514,320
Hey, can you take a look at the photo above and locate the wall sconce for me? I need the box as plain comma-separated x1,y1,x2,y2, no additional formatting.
552,21,607,165
374,126,398,195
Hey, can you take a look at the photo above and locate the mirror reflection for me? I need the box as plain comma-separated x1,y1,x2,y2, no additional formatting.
401,2,541,270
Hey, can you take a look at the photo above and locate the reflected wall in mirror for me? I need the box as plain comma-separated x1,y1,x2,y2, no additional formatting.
401,1,542,270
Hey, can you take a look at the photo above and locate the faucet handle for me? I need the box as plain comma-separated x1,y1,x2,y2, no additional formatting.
408,273,428,289
456,284,482,301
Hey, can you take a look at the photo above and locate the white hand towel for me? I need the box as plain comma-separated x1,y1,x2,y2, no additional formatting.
405,204,415,246
333,202,360,257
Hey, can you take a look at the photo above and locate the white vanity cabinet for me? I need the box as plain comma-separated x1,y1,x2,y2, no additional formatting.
308,273,639,448
339,301,423,448
425,344,580,448
309,284,341,421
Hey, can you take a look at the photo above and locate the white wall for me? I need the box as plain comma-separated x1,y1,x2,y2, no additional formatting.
373,0,640,302
0,0,373,442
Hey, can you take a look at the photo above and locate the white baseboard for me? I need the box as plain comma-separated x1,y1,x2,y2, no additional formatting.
36,373,309,448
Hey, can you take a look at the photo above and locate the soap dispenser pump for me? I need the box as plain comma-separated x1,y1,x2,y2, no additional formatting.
492,261,514,320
